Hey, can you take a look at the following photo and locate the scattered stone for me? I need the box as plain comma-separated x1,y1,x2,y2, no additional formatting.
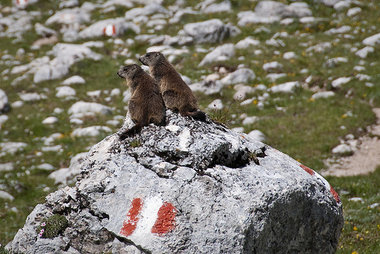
0,162,13,172
238,1,312,26
35,163,55,171
347,7,361,17
0,89,10,113
263,61,283,72
355,46,374,58
45,7,91,25
33,43,102,83
331,77,352,88
247,129,266,142
68,101,112,119
270,81,300,93
71,126,112,137
79,18,140,39
348,197,364,203
332,143,353,155
61,75,85,85
56,86,76,98
182,19,240,44
283,51,296,59
363,33,380,46
199,0,231,13
312,91,335,99
233,84,255,101
0,142,27,155
0,190,14,201
19,93,46,102
235,36,260,49
242,116,258,125
266,73,286,82
42,117,58,125
190,80,224,95
221,68,255,85
199,44,235,66
207,99,223,110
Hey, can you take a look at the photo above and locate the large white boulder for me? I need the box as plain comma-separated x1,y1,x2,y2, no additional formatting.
8,111,343,253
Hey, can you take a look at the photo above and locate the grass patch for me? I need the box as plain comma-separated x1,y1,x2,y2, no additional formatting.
326,168,380,254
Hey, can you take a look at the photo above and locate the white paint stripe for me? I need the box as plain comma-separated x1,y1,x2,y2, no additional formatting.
105,25,114,36
178,128,191,152
130,196,163,240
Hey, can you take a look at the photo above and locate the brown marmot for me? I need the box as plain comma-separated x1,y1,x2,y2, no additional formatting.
139,52,206,121
117,64,166,139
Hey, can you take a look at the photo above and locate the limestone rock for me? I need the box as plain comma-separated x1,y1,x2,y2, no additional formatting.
199,43,235,66
79,18,140,39
7,111,343,254
182,19,240,44
238,1,312,26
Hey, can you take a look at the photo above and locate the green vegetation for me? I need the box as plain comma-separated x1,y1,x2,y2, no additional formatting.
36,214,69,239
0,0,379,252
327,168,380,254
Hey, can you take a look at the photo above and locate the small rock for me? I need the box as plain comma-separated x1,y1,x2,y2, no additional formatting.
247,129,266,142
355,47,374,58
332,144,353,155
0,89,10,113
183,19,240,44
0,190,14,201
263,61,283,72
311,91,335,100
199,44,235,66
235,36,260,49
221,68,255,85
347,7,361,17
68,101,112,118
71,126,112,137
62,75,85,85
283,52,296,60
56,86,76,98
242,116,258,125
35,163,55,171
348,197,364,203
363,33,380,46
42,117,58,125
207,99,223,110
270,81,300,93
331,77,352,88
0,162,13,172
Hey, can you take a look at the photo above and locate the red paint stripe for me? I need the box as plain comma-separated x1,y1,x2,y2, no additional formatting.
103,27,106,35
120,198,143,237
112,25,116,35
300,164,315,175
151,202,177,236
330,186,341,203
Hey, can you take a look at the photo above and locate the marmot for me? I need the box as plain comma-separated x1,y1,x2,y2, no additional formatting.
117,64,166,139
139,52,206,121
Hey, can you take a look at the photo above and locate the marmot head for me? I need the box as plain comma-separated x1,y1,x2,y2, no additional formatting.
117,64,142,80
139,52,164,66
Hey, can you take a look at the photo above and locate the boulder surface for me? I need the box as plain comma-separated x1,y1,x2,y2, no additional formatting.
7,111,343,253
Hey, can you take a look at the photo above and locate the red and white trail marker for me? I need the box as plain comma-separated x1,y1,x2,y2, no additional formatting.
103,24,116,37
300,164,341,203
120,197,177,238
16,0,28,8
